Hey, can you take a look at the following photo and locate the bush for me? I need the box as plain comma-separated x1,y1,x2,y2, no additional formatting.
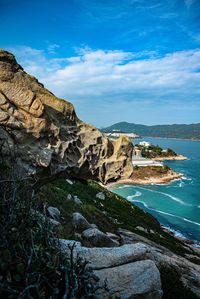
0,166,107,298
160,264,199,299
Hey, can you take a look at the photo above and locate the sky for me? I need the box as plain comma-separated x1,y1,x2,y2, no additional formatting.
1,0,200,127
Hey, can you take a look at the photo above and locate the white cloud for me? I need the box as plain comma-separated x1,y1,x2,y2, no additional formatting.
184,0,196,8
47,44,60,54
10,46,200,125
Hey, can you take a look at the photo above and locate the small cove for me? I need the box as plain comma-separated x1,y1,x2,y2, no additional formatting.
110,137,200,244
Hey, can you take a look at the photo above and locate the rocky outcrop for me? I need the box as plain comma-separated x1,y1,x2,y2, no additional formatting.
118,228,200,298
0,49,133,184
61,228,200,298
72,212,92,233
61,240,163,299
81,227,119,247
47,206,60,221
94,260,162,299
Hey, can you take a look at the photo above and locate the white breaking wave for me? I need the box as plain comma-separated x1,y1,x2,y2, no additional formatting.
182,176,192,181
183,218,200,227
136,186,191,206
179,181,184,187
127,191,142,201
132,200,200,227
167,180,184,188
132,200,150,210
162,225,187,240
118,185,131,189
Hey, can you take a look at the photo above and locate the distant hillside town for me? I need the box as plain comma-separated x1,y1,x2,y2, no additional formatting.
104,129,139,139
102,122,200,140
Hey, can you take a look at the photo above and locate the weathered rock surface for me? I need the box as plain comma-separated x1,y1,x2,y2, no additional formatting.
118,228,200,298
61,240,150,269
72,212,92,233
96,192,105,200
61,240,162,299
94,260,162,299
82,228,119,247
60,229,200,298
0,49,133,184
47,206,60,221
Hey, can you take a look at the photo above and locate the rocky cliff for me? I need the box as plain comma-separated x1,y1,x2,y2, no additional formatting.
0,49,133,184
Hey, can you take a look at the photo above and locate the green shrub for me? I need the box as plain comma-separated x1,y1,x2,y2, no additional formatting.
0,174,107,298
160,264,199,299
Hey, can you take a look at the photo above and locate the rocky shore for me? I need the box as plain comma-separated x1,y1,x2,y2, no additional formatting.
107,168,182,187
152,154,188,161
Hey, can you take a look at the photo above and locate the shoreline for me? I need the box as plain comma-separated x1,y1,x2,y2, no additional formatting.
152,154,188,161
105,177,200,251
161,225,200,249
139,136,200,142
106,169,182,188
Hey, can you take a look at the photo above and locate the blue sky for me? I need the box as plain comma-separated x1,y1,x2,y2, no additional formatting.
1,0,200,127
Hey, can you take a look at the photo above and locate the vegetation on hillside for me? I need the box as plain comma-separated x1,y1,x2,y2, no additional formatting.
135,144,177,158
103,121,200,140
40,179,197,259
40,179,200,298
132,165,171,178
0,170,107,298
0,161,199,298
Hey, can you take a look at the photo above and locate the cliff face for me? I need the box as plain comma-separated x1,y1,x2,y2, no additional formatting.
0,49,133,184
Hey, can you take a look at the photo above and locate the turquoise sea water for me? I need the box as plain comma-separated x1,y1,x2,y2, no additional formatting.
110,137,200,244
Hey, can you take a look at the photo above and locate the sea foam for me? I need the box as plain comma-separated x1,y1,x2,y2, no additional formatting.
127,191,142,201
136,186,191,206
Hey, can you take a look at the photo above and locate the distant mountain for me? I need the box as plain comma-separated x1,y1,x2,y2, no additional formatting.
102,122,200,140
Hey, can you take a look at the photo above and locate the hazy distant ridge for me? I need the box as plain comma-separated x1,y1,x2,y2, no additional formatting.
103,122,200,140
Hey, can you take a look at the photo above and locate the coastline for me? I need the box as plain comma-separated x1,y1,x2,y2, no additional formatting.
105,176,200,250
140,136,200,142
161,225,200,249
106,169,182,188
152,154,188,161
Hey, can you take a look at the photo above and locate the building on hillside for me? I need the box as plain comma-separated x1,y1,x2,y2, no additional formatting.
162,149,168,153
132,147,142,157
139,141,151,147
105,132,139,138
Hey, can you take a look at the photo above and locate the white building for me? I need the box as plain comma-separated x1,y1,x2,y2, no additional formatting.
139,141,151,147
132,147,142,157
105,132,139,138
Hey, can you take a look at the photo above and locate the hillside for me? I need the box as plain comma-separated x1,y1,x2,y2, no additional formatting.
1,50,200,298
103,122,200,140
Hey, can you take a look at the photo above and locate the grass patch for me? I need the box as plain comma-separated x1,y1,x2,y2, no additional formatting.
40,179,196,258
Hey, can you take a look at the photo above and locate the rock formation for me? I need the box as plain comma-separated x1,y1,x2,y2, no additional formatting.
61,240,163,298
0,49,133,184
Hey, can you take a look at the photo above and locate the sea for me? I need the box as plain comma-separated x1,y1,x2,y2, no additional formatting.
110,137,200,245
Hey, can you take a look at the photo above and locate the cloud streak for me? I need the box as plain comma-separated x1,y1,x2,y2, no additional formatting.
11,46,200,126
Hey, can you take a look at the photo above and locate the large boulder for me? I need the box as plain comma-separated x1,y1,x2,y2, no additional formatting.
118,228,200,298
81,228,119,247
61,241,150,269
0,49,133,184
94,260,162,299
47,206,60,221
60,240,162,299
72,212,92,233
96,192,105,200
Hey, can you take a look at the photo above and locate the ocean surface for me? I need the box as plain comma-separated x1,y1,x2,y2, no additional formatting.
110,137,200,245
